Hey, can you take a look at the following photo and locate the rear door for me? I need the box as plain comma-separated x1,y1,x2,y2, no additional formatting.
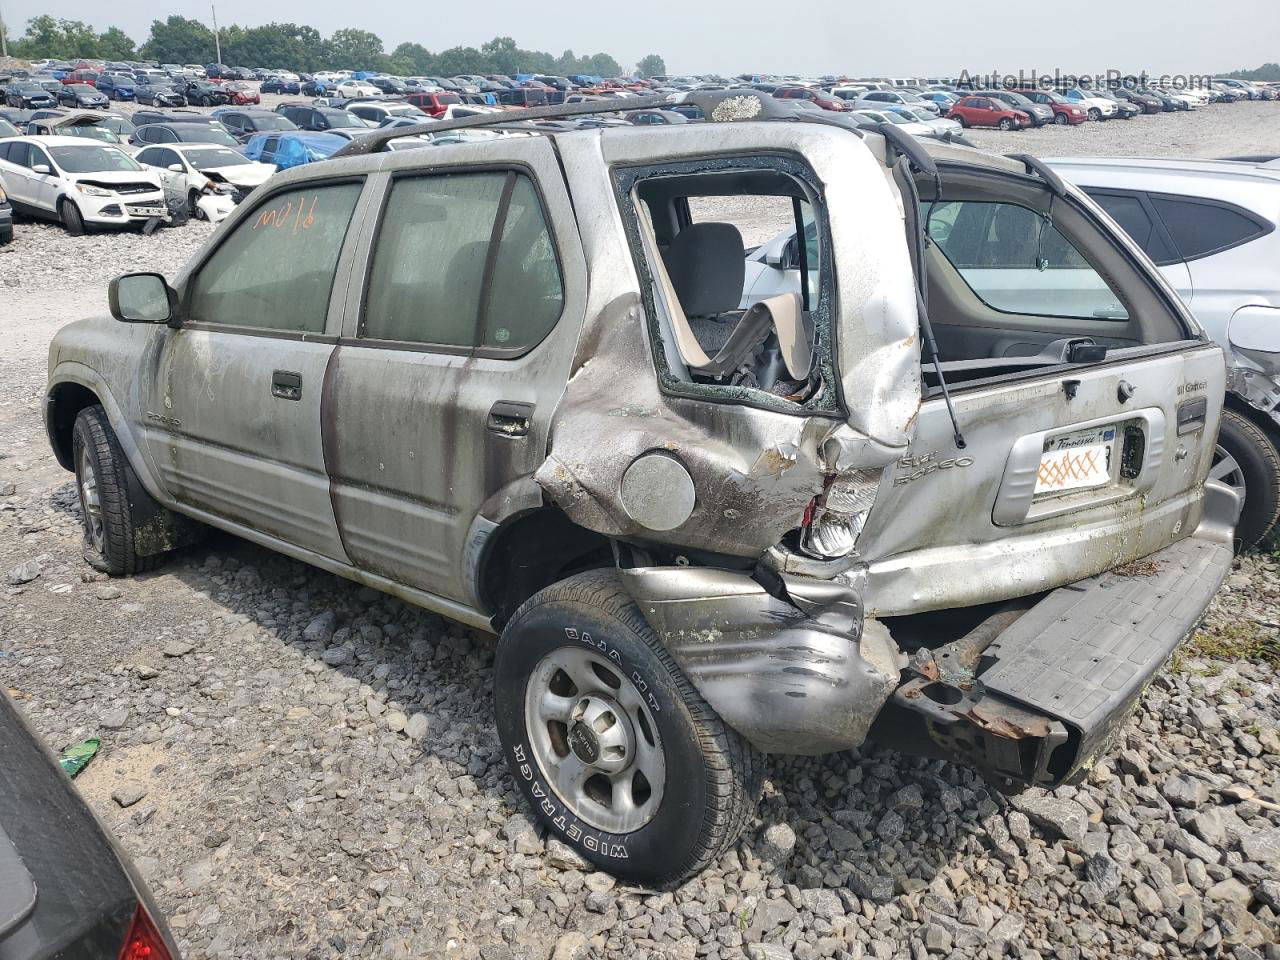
322,137,587,605
0,142,33,206
144,174,371,559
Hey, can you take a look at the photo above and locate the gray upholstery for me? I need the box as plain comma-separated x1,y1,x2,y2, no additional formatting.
662,222,746,317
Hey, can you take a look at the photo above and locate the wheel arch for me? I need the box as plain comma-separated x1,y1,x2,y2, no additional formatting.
46,366,168,503
1224,389,1280,449
475,506,614,629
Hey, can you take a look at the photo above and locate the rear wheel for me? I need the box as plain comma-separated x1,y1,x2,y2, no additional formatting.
1212,408,1280,551
60,199,85,236
187,189,203,219
494,570,762,884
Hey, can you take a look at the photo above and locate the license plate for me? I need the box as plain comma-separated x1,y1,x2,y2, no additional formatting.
1035,427,1116,494
127,205,164,216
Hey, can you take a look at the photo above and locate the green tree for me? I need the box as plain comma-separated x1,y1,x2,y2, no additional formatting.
96,26,137,60
11,16,101,59
433,45,486,76
636,54,665,78
1223,63,1280,82
391,41,433,75
481,35,519,75
140,15,215,64
584,53,622,78
325,28,385,71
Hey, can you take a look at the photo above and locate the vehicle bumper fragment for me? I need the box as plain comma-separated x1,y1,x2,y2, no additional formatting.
887,509,1236,787
618,565,904,754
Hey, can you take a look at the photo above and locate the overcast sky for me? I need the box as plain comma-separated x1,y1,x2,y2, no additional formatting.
3,0,1278,77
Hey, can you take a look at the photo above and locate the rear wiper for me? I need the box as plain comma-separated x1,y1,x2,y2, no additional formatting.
885,135,966,450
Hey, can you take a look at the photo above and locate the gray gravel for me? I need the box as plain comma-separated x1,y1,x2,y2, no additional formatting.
1,96,1279,960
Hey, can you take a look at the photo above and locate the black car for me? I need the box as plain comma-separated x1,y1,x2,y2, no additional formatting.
184,81,229,106
131,109,223,126
0,689,182,959
131,121,242,148
215,107,299,142
260,77,300,95
135,82,186,107
57,83,110,109
368,76,407,95
276,103,367,132
1113,87,1163,113
4,82,57,109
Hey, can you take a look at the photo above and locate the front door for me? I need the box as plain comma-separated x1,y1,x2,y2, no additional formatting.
142,176,370,561
322,140,587,605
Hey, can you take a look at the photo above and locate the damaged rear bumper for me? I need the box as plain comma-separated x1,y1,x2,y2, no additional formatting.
619,481,1237,784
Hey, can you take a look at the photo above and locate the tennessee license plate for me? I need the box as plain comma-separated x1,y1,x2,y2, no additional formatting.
1035,427,1116,494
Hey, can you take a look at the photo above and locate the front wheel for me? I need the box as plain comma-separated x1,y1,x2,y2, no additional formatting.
1088,108,1102,121
494,571,762,884
1055,112,1068,125
72,406,166,575
998,117,1014,130
60,198,85,236
1212,408,1280,551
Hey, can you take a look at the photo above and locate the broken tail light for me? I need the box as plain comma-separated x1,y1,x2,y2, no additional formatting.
117,903,173,960
801,469,882,559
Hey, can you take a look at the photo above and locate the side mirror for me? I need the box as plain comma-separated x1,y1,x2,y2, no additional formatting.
32,163,51,175
167,163,184,172
766,236,798,270
109,272,178,324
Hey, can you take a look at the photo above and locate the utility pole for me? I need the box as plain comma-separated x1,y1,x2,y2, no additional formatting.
0,0,9,60
211,4,221,64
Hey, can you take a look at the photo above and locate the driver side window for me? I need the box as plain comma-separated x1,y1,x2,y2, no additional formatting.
186,181,364,333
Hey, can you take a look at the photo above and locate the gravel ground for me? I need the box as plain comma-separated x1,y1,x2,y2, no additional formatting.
1,96,1279,960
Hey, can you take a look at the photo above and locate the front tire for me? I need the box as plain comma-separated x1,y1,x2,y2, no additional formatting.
1055,112,1068,124
1212,408,1280,551
495,571,761,884
60,199,85,236
998,117,1014,130
72,406,166,575
1088,107,1102,121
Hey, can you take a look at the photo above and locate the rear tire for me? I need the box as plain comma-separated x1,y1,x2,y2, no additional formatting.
1212,408,1280,552
72,406,166,576
494,570,762,884
60,199,85,236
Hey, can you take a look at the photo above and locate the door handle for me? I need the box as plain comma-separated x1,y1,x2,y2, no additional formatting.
487,401,534,437
271,370,302,401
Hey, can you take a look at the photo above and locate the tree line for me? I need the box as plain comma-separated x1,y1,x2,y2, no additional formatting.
1,15,668,79
1221,63,1280,82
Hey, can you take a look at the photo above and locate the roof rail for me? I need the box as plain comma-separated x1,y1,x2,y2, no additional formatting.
330,89,830,158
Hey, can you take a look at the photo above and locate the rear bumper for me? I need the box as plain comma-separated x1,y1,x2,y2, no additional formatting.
618,480,1237,781
885,493,1235,786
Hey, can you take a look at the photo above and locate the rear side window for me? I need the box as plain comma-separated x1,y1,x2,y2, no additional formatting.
1148,196,1271,261
361,171,563,352
929,200,1129,320
187,181,363,333
1087,191,1179,265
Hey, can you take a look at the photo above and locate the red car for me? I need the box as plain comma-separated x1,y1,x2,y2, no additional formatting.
773,86,847,112
404,91,463,116
62,69,100,86
223,81,260,105
1009,88,1087,125
946,95,1030,130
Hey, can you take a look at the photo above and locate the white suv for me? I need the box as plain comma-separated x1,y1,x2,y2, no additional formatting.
0,136,167,234
1049,156,1280,546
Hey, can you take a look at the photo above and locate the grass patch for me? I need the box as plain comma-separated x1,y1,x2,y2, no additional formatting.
1183,621,1280,667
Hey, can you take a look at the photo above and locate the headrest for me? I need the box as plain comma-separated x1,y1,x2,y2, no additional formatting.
662,222,745,317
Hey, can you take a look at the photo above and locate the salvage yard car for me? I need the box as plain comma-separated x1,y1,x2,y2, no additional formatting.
135,143,274,220
44,90,1238,884
0,136,167,234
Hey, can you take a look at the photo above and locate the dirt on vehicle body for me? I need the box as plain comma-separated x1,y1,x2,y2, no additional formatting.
45,91,1238,883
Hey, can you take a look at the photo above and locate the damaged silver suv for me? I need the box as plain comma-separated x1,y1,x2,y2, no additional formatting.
45,91,1239,884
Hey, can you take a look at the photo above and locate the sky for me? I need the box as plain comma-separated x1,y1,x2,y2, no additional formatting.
2,0,1278,78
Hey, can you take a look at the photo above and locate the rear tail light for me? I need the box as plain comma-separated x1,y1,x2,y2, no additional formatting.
117,904,173,960
801,469,882,559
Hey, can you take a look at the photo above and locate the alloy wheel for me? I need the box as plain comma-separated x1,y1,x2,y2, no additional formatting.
77,443,105,553
523,646,666,834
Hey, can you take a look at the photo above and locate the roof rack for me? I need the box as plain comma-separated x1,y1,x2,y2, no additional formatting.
330,90,843,158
